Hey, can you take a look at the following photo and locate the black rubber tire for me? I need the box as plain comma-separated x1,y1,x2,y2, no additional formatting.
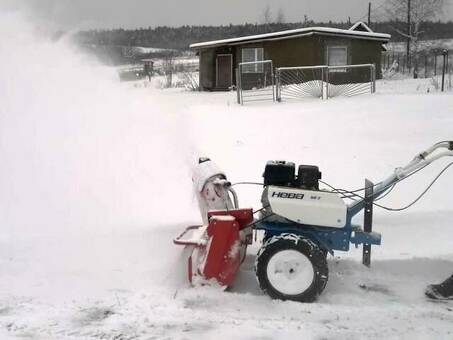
262,232,272,245
255,233,328,303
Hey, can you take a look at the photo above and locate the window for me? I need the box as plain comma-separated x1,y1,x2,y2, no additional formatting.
242,47,264,73
327,46,348,72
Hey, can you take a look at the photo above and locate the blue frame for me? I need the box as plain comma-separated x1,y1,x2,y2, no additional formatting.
255,201,381,254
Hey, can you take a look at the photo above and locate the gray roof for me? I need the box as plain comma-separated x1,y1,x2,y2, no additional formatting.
190,26,391,49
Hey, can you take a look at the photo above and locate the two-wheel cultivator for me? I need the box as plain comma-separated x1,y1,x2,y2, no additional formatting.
174,142,453,302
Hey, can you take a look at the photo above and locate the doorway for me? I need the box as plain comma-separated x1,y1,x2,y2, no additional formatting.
216,54,233,89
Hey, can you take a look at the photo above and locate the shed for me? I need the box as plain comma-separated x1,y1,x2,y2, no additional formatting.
190,24,391,91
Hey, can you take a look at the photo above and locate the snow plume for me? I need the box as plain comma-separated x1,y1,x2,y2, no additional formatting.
0,11,195,236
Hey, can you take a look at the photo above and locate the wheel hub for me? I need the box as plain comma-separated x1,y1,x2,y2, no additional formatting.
267,249,314,295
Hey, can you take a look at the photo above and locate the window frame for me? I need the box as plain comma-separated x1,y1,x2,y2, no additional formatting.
241,47,264,73
326,45,348,73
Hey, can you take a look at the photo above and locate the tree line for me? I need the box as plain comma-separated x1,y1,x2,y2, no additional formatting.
73,20,453,51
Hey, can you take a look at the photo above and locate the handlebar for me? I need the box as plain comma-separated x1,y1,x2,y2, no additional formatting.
347,141,453,215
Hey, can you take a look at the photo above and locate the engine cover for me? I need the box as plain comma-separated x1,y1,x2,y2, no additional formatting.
267,186,347,228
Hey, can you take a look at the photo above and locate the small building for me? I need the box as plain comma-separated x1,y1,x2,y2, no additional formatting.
190,23,391,91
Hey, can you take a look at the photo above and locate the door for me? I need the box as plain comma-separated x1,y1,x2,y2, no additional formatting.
216,54,233,88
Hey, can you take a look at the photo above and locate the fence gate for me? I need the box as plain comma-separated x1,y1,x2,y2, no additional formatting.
276,66,327,101
275,64,376,102
237,60,275,104
327,64,376,98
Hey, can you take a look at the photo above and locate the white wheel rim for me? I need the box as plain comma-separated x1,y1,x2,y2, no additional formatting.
266,249,314,295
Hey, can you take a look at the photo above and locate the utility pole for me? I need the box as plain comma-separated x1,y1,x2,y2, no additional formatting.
368,2,371,27
407,0,411,67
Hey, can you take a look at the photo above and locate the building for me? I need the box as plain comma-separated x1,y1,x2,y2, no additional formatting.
190,23,391,91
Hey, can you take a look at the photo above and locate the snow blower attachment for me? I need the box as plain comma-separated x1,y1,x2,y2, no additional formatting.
174,142,453,302
174,158,253,286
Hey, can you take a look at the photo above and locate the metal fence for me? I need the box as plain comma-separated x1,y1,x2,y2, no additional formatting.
327,64,376,98
274,64,375,102
382,50,452,80
237,60,275,105
275,66,326,101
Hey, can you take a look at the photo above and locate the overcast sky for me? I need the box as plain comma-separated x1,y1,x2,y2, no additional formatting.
2,0,453,30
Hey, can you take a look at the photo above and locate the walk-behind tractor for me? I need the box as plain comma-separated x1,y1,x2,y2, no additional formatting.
174,142,453,302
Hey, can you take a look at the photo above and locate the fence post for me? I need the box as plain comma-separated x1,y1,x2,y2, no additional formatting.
406,54,409,74
275,68,280,102
447,51,450,75
442,49,447,92
320,67,324,100
447,56,452,91
325,66,329,100
424,54,428,78
236,68,240,104
271,62,275,102
372,64,376,93
238,65,243,105
434,53,437,76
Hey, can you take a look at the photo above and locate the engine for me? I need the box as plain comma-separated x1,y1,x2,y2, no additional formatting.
263,160,321,190
261,161,347,228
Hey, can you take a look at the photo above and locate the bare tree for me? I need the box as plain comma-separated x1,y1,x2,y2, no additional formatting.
383,0,444,77
261,4,273,25
275,7,285,23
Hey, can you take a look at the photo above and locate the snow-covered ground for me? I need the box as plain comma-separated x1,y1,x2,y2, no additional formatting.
1,10,453,340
